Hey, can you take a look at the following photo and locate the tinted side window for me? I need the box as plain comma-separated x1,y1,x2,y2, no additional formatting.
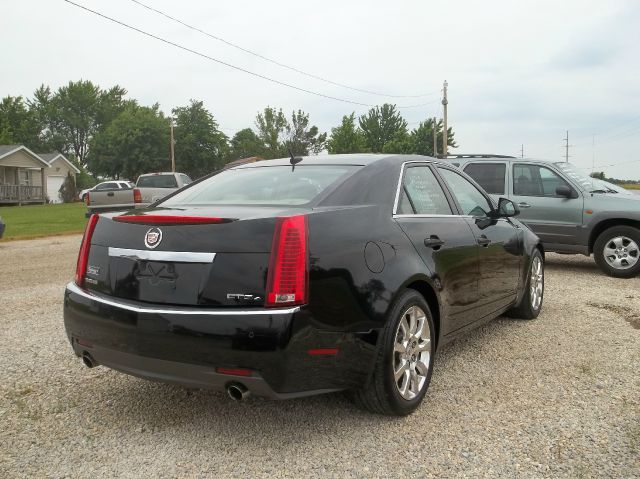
513,164,570,197
180,174,192,185
438,168,492,216
95,182,116,191
137,175,179,188
463,163,506,195
400,166,452,215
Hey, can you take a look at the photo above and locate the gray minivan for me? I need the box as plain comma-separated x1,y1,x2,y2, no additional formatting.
452,155,640,278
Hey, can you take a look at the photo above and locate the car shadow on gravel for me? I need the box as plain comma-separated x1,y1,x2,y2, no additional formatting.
68,316,525,444
544,255,600,273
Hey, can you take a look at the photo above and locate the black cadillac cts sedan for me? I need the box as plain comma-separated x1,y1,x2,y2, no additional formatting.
64,154,544,415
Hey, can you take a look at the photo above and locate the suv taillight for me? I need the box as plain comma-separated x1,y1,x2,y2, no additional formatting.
75,214,99,288
133,188,142,203
265,215,308,307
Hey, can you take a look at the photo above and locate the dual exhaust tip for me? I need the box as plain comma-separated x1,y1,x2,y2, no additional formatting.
81,351,251,401
227,383,250,401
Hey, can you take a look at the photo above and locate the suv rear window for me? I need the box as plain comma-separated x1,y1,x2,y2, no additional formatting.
137,174,178,188
161,165,359,206
463,163,506,195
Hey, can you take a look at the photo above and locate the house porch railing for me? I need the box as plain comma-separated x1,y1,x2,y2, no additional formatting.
0,185,45,202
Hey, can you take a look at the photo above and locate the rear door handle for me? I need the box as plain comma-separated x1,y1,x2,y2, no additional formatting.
517,202,531,208
477,235,491,247
424,235,445,249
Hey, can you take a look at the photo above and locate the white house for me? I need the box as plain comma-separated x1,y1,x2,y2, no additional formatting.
38,152,81,204
0,145,79,204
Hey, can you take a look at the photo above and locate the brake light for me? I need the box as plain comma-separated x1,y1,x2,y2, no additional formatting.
113,215,232,225
216,367,252,377
133,188,142,203
266,215,308,307
75,214,99,288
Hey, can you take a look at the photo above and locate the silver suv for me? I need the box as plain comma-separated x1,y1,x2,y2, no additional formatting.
451,155,640,278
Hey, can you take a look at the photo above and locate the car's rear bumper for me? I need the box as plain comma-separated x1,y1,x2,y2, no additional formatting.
63,283,374,398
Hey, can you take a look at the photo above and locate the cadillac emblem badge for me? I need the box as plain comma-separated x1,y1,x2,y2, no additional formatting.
144,227,162,249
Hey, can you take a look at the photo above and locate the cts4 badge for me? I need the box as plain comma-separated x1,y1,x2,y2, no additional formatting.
144,227,162,249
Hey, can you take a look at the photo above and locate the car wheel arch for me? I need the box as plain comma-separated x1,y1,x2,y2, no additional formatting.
589,218,640,254
394,277,441,351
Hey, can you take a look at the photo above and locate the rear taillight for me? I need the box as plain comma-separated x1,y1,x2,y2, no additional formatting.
133,188,142,203
75,214,99,288
266,215,308,308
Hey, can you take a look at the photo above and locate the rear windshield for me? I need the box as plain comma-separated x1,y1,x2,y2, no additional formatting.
137,174,178,188
161,165,359,206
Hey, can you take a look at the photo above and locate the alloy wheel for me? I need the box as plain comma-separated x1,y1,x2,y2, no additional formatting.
393,306,431,400
603,236,639,270
530,256,543,310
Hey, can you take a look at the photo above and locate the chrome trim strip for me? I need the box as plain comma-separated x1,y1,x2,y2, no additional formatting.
392,160,453,216
393,214,464,219
108,247,216,263
66,282,300,316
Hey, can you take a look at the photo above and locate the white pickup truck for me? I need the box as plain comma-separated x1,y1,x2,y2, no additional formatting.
85,172,192,215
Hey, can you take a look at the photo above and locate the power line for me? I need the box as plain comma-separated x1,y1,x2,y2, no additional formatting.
63,0,437,110
128,0,438,100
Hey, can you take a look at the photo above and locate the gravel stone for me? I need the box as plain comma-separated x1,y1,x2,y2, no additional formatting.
0,236,639,478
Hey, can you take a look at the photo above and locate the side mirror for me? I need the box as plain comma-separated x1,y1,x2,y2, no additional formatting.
555,185,575,198
496,197,520,217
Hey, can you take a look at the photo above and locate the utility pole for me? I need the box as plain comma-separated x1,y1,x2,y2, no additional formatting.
520,144,524,158
170,119,176,172
442,80,448,158
432,117,438,158
563,130,570,162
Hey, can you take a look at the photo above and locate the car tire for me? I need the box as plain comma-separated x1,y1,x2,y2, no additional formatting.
593,226,640,278
351,289,435,416
506,249,544,320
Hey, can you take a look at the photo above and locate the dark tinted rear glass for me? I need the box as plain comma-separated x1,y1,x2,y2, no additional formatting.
463,163,506,194
161,165,359,206
137,175,178,188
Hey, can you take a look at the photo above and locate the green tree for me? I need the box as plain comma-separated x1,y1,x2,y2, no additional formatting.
172,100,228,178
327,113,366,154
0,96,44,149
255,107,288,159
408,118,457,157
590,171,606,180
228,128,264,160
59,172,77,203
285,110,327,155
254,107,327,158
358,104,408,153
88,104,168,181
30,81,130,167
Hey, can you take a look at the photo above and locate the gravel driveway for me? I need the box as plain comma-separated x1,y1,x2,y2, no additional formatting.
1,235,638,478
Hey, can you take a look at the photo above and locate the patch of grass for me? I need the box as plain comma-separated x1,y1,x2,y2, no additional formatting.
0,203,87,241
621,183,640,190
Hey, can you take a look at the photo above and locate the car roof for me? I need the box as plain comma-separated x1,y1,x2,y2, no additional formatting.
138,172,179,177
230,153,451,169
450,155,561,165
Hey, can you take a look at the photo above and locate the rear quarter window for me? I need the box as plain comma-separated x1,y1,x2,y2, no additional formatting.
463,163,506,195
161,165,360,206
137,175,179,188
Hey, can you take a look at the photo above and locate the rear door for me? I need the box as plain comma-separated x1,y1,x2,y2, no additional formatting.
510,163,583,246
437,166,521,314
393,163,481,333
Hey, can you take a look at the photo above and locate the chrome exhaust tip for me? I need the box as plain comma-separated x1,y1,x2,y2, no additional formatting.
82,351,97,368
227,383,250,401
